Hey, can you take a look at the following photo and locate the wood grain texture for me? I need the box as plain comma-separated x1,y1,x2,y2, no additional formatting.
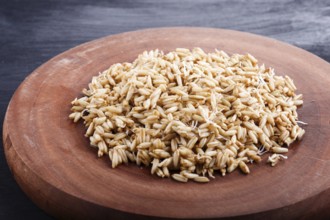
3,27,330,219
1,0,330,219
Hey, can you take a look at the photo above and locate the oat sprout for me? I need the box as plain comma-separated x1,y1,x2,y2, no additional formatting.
257,145,268,156
297,121,308,125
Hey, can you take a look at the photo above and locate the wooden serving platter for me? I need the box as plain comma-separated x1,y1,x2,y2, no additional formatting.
3,27,330,219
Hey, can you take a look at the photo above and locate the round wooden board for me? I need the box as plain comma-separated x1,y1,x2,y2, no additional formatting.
3,27,330,219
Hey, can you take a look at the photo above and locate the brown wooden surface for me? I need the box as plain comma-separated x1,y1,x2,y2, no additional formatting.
3,27,330,219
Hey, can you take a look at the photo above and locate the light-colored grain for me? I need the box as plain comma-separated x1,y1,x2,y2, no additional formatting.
239,161,250,174
193,176,210,183
272,147,289,154
181,171,199,179
172,174,188,183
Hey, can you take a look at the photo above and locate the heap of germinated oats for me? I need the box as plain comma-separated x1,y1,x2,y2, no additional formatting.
70,48,305,183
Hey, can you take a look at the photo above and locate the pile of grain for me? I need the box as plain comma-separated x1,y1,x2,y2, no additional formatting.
70,48,305,183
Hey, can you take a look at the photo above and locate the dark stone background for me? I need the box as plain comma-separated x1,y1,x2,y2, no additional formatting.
1,0,329,219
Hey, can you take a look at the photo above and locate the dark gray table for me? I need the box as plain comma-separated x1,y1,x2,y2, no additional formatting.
1,0,329,219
